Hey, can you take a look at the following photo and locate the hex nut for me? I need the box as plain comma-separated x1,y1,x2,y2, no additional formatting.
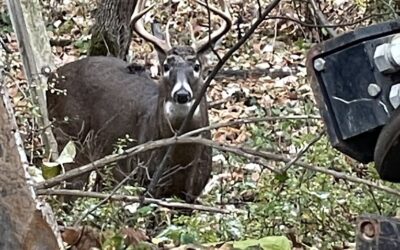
389,84,400,109
389,43,400,67
374,43,395,73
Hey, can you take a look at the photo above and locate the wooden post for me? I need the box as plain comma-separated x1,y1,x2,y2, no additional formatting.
6,0,59,160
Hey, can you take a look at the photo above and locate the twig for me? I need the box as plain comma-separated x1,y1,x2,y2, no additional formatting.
208,96,232,108
182,115,321,138
256,0,262,18
74,168,138,226
147,0,283,195
0,37,12,54
308,0,337,37
264,13,390,28
280,131,324,173
367,186,382,215
36,189,231,214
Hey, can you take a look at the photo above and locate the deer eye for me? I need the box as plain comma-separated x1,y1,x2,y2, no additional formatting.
193,63,200,72
163,63,170,72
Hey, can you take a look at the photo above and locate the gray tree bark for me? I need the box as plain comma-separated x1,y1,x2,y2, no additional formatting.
88,0,136,60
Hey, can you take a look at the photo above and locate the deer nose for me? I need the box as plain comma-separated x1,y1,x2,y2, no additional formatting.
174,89,192,104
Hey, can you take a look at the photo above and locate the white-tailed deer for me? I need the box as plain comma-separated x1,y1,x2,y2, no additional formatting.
47,0,231,202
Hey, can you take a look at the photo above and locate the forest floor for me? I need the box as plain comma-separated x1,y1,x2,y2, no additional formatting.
1,0,399,249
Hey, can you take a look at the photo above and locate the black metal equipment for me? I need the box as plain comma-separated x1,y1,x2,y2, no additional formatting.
307,20,400,250
307,20,400,179
356,214,400,249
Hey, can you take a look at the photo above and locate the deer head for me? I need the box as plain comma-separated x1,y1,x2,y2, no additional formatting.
131,0,232,128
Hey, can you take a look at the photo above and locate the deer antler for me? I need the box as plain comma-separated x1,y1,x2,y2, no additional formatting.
192,0,232,54
131,0,172,54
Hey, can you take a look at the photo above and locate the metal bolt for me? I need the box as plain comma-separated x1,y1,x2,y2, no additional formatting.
41,66,52,76
367,83,381,97
374,35,400,74
390,83,400,109
360,221,376,239
314,58,326,72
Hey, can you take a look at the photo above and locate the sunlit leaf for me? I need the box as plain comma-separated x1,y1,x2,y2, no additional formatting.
232,236,291,250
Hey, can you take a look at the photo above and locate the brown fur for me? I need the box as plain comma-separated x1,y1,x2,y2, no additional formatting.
47,55,211,202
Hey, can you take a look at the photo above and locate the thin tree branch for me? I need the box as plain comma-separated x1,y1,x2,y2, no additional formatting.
36,189,231,214
36,136,400,198
280,131,324,173
182,115,320,138
74,168,138,226
147,0,283,195
266,13,391,28
308,0,337,37
35,115,318,190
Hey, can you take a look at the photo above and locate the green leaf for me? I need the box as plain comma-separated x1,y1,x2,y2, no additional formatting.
41,163,62,179
232,236,292,250
275,173,289,183
41,141,76,179
180,232,196,245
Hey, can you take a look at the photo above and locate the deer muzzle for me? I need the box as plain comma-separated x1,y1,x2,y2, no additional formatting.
174,89,192,104
171,72,193,104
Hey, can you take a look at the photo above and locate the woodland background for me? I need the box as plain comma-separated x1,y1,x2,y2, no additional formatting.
0,0,399,249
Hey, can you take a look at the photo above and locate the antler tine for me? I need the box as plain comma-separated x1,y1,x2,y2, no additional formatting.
187,22,197,43
131,0,172,54
192,0,232,54
165,20,172,49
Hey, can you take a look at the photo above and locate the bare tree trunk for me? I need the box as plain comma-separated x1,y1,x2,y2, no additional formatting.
0,72,59,249
88,0,136,60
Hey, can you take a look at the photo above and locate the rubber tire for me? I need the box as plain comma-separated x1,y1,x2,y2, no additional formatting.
374,107,400,182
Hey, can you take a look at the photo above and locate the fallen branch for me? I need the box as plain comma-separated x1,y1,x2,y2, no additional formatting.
35,115,319,190
36,135,400,198
36,189,231,214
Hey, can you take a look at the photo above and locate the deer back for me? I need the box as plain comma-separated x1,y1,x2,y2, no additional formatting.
47,56,160,190
48,56,158,150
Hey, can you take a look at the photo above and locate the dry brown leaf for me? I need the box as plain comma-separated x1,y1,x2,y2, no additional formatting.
217,242,234,250
61,226,102,250
121,227,149,246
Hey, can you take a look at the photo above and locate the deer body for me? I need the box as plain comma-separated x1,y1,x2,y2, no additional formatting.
48,55,211,201
47,0,231,202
